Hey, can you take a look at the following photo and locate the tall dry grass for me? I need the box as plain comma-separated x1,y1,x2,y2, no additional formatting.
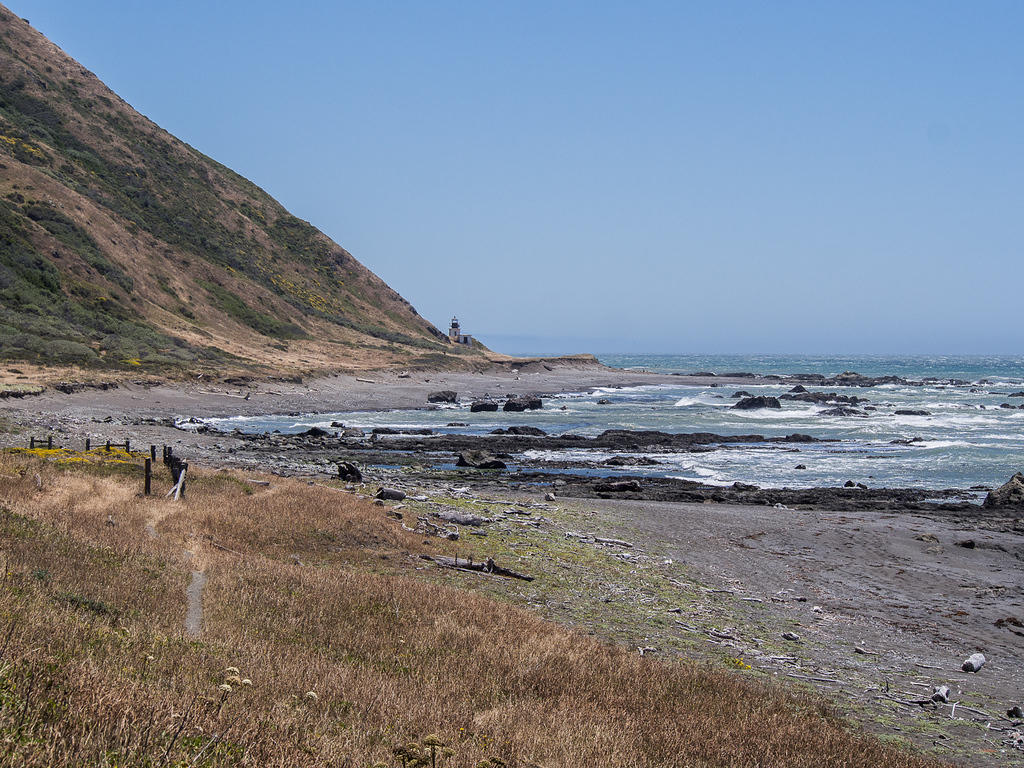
0,451,945,767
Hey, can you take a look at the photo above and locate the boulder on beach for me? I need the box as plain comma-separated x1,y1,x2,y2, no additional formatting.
490,426,547,436
299,426,330,438
895,409,931,416
456,450,507,470
732,396,781,410
470,400,499,412
594,479,642,493
983,472,1024,508
427,390,458,404
336,461,362,483
503,395,543,411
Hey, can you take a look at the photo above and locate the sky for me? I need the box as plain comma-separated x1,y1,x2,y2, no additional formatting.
9,1,1024,355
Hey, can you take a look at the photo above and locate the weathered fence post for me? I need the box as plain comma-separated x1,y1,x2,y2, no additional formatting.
124,439,130,452
29,437,35,449
85,438,91,451
150,445,156,461
144,458,152,496
47,436,52,449
105,440,111,451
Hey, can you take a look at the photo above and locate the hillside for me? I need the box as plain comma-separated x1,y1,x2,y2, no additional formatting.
0,7,481,377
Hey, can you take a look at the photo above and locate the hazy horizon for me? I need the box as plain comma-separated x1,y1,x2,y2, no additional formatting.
13,1,1024,354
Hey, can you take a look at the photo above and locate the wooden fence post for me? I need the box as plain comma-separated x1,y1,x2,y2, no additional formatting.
150,445,156,461
144,458,152,496
85,438,90,451
47,436,52,449
125,439,130,452
29,437,35,449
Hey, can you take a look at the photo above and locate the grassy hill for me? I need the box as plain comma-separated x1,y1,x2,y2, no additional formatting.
0,6,479,377
0,448,943,767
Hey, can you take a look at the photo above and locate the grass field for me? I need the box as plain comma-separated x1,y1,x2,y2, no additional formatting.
0,449,945,767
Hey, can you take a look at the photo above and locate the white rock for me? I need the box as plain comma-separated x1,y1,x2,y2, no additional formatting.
961,653,986,673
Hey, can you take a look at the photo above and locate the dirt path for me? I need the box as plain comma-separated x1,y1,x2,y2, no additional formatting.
183,549,206,639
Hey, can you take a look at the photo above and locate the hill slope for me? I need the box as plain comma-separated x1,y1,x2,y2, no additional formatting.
0,6,479,376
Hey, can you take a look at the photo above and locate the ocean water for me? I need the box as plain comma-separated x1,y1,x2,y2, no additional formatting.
207,355,1024,493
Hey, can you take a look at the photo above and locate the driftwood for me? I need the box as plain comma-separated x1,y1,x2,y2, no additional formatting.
594,537,633,548
420,554,533,581
434,510,490,526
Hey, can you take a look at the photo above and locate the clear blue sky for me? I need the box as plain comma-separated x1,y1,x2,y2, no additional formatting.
11,1,1024,354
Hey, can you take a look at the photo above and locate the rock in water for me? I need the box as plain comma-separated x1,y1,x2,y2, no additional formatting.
819,407,869,417
456,450,507,470
470,400,499,412
336,461,362,483
961,653,986,673
503,395,543,411
731,396,781,410
427,390,458,403
983,473,1024,508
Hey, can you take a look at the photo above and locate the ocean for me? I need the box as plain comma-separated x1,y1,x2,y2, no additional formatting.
206,354,1024,494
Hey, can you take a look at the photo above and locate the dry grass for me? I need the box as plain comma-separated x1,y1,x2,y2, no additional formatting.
0,451,946,767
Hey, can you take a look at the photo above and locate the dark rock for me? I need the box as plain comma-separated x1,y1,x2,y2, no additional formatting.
372,427,433,435
781,433,816,443
732,482,759,491
955,539,976,549
447,422,468,427
820,407,868,417
503,395,543,411
470,400,499,412
596,398,612,405
603,455,660,466
336,461,362,483
491,426,547,436
795,464,807,470
1009,391,1024,398
732,396,781,410
299,426,330,438
983,473,1024,509
731,390,753,399
330,421,346,428
427,390,458,404
789,385,808,393
456,450,507,470
340,428,365,438
375,487,406,501
844,480,856,488
895,409,931,416
594,480,642,493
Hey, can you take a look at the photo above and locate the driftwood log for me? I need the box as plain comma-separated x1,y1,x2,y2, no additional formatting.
420,554,533,581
